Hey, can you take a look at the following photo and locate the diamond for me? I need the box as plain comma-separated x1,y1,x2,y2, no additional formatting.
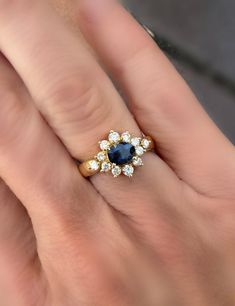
101,162,112,172
99,140,110,151
121,131,131,143
141,138,151,149
135,146,145,156
132,156,143,167
108,131,120,143
108,142,136,165
122,165,134,177
112,165,122,177
131,137,141,147
88,160,100,171
96,151,106,162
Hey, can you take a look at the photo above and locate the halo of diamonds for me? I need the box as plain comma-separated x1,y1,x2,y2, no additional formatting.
88,131,152,178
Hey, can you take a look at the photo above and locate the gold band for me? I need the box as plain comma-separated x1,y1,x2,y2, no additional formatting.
79,160,101,178
78,131,155,178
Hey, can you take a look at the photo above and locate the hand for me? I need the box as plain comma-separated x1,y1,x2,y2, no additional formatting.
0,1,234,305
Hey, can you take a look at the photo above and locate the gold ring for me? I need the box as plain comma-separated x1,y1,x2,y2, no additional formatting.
79,130,155,178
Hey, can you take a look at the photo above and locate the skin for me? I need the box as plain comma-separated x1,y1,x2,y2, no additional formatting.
0,0,234,305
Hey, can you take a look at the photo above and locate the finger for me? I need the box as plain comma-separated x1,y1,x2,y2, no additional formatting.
77,0,235,196
0,55,41,305
0,0,140,161
0,179,42,306
0,53,101,256
0,0,184,215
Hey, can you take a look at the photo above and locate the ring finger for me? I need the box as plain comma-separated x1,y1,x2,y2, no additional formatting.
0,0,181,215
0,0,140,159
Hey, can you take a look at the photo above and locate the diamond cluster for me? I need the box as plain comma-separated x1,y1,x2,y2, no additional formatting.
89,131,151,177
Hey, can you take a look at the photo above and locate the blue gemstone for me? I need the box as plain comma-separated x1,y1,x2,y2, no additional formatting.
108,142,136,165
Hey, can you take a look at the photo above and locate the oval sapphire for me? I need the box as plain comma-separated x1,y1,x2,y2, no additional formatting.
108,142,136,165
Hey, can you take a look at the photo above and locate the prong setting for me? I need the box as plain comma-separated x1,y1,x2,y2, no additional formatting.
112,165,122,177
122,165,134,177
96,151,106,162
132,156,144,167
121,131,131,143
108,131,120,144
131,137,141,147
99,140,110,151
101,162,112,172
141,138,151,149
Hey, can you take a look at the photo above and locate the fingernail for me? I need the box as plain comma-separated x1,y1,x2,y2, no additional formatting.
80,0,116,21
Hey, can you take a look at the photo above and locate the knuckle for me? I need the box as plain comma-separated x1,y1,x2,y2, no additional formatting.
46,77,111,131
